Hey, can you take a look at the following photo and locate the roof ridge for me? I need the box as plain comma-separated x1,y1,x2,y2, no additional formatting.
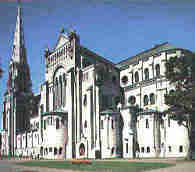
117,42,169,65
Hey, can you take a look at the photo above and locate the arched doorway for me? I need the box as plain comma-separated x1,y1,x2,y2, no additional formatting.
79,143,85,156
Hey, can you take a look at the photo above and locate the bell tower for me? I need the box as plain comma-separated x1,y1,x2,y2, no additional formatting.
3,0,32,156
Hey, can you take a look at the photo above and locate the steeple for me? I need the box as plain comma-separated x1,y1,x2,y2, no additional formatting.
8,1,32,93
11,0,27,64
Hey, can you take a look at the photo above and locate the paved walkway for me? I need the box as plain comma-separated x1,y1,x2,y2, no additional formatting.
3,159,195,172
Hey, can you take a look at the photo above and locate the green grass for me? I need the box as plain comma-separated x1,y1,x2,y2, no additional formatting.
15,160,175,172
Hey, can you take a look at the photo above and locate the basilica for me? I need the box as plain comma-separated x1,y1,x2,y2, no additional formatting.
1,3,194,159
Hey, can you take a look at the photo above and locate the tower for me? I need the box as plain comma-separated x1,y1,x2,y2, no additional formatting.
2,1,32,156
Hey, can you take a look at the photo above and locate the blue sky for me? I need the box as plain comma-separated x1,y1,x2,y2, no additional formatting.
0,0,195,129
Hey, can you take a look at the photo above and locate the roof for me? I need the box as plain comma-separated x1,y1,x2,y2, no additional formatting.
116,42,190,69
80,46,118,69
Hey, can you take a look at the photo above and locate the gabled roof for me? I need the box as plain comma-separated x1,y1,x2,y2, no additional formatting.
54,33,69,51
116,42,190,69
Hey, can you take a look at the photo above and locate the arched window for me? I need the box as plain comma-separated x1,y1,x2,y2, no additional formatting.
141,147,144,153
56,118,59,129
168,146,172,152
111,147,115,155
121,75,128,85
128,96,136,105
147,146,150,153
59,147,62,155
144,68,149,80
144,95,149,106
155,64,160,77
54,147,58,155
146,119,149,128
63,73,66,106
179,145,183,153
59,75,62,106
150,93,155,105
135,71,139,82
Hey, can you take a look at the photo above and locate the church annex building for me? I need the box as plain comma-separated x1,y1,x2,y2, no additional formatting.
1,4,195,159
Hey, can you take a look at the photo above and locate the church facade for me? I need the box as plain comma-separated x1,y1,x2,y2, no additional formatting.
1,4,194,159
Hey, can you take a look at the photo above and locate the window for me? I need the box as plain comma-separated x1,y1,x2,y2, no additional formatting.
161,119,164,128
144,68,149,80
147,147,150,153
155,64,160,77
56,118,59,129
179,146,183,153
83,94,87,106
54,148,57,155
59,147,62,155
49,147,52,152
40,105,44,114
168,117,171,127
100,120,104,129
146,119,149,128
111,119,115,129
150,93,155,105
121,75,128,85
128,96,136,105
168,146,172,152
141,147,144,153
135,71,139,82
84,120,87,128
126,143,128,153
44,120,46,130
111,147,115,155
144,95,149,106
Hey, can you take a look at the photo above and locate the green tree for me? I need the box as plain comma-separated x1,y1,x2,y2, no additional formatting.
164,52,195,160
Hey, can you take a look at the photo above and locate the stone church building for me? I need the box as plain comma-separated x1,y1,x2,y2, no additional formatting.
1,3,194,159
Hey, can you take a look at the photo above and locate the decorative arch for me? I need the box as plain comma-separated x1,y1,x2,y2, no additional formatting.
52,65,67,109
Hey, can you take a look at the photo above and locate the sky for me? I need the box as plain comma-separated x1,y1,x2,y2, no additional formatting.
0,0,195,129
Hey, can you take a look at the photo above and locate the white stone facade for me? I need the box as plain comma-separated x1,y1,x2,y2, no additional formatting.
1,4,194,160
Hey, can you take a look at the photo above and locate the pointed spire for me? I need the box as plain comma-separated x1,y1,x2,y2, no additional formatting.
11,0,26,64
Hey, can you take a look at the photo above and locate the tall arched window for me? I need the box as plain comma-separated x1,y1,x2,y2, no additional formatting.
55,78,58,109
63,73,66,106
144,68,149,80
155,64,160,77
135,71,139,82
56,118,59,129
150,93,155,105
144,95,149,106
59,75,62,106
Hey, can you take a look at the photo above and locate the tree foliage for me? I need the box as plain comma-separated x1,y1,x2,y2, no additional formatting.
165,53,195,117
164,52,195,159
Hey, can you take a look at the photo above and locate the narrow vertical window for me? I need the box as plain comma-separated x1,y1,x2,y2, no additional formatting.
111,119,115,129
144,68,149,80
126,143,128,153
135,71,139,82
100,120,104,129
179,146,183,153
168,117,171,127
146,119,149,128
155,64,160,77
56,118,59,129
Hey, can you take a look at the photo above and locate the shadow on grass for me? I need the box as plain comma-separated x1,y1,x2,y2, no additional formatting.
15,161,176,172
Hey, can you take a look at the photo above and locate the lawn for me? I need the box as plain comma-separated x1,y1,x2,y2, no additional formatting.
15,160,175,172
